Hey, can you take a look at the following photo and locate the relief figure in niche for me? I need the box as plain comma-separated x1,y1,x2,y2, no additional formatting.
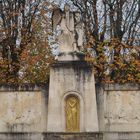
65,95,80,132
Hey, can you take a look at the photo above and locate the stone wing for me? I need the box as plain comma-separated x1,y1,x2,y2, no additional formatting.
52,9,62,31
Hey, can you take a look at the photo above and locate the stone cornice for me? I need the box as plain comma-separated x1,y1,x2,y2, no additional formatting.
0,83,48,91
96,83,140,91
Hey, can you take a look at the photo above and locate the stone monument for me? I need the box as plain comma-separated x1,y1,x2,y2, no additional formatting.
47,5,99,132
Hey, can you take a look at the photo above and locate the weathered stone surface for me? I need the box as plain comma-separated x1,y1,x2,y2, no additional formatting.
0,133,103,140
0,132,140,140
0,83,140,137
104,84,140,91
52,5,84,55
47,61,99,132
105,90,140,131
44,133,102,140
96,84,140,132
52,5,77,54
0,86,48,132
0,133,42,140
104,132,140,140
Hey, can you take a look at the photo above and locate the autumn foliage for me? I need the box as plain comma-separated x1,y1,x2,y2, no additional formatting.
85,38,140,83
71,0,140,84
0,0,140,84
0,0,55,84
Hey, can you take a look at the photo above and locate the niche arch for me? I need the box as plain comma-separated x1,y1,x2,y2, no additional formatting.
62,91,84,132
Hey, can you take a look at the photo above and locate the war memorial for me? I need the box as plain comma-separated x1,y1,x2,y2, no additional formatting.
0,5,139,140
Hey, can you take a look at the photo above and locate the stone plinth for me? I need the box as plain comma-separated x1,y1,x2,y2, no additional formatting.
0,132,103,140
58,52,85,61
47,61,99,132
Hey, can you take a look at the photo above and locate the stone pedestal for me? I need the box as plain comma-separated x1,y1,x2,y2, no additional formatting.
48,4,98,132
47,59,99,132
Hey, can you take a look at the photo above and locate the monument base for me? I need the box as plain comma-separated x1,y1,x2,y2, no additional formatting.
1,132,139,140
47,60,99,132
58,52,85,61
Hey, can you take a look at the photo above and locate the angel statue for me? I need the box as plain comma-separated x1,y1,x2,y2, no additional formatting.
52,5,82,54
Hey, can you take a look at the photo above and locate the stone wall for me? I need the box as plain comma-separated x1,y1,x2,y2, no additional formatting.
97,84,140,132
0,132,140,140
0,84,48,132
0,133,102,140
0,84,140,140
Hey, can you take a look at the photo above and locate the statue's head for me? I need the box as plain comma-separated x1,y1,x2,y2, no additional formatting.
64,4,70,12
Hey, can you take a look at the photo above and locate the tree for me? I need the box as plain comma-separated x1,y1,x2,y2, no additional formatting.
0,0,54,83
19,17,54,84
70,0,140,83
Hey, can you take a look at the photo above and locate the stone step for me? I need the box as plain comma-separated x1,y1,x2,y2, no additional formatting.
0,132,140,140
